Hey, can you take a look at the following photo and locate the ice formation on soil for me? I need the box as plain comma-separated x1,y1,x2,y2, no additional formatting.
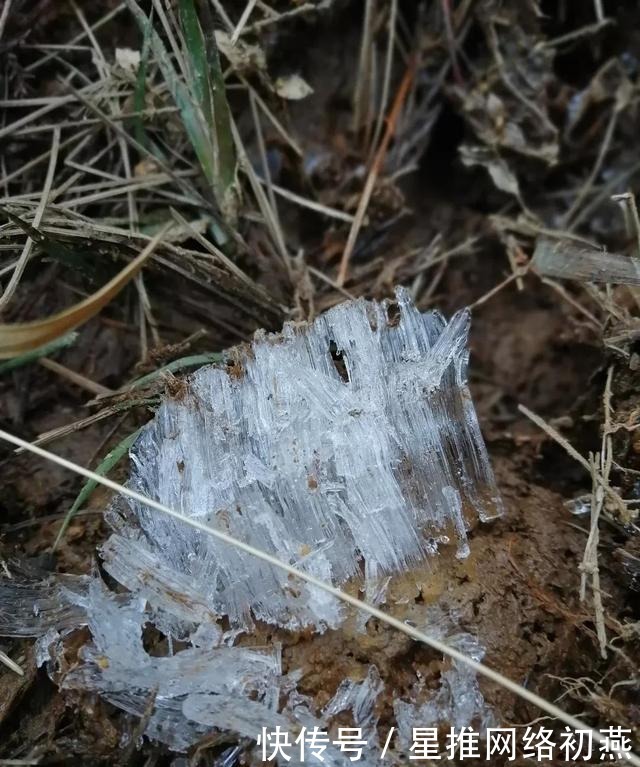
0,288,501,755
105,286,502,632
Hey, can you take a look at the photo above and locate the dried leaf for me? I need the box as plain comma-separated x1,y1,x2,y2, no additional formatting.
115,47,141,72
460,145,521,198
0,226,170,359
275,74,313,100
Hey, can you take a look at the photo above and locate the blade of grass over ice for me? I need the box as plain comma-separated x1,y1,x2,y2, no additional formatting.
0,224,171,358
53,427,143,552
1,430,638,766
125,352,224,391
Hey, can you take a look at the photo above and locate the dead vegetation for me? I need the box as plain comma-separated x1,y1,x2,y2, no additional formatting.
1,0,640,763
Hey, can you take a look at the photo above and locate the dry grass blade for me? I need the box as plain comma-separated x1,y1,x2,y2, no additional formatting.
0,127,61,310
0,0,13,44
519,404,631,522
230,118,289,269
337,58,415,286
231,0,259,44
1,430,639,766
0,649,23,678
368,0,398,159
0,224,172,358
38,358,114,397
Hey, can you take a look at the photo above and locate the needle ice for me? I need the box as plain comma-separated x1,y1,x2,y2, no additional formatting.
103,286,502,633
0,287,501,753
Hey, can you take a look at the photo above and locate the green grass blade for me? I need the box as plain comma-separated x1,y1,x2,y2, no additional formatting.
132,20,152,150
125,0,238,223
52,427,143,552
0,332,78,375
202,13,237,197
178,0,213,128
196,0,238,218
125,0,215,185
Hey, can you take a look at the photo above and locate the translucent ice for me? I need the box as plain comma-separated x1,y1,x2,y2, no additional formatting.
0,288,501,755
105,287,501,632
323,665,384,751
394,609,496,747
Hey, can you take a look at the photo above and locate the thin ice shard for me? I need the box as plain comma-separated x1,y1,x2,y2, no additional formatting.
323,665,384,752
104,287,501,632
59,580,288,752
394,609,495,746
0,566,89,637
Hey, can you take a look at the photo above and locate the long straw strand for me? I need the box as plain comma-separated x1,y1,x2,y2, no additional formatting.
0,428,636,765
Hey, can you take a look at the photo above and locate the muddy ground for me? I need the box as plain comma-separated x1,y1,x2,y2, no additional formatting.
1,0,640,764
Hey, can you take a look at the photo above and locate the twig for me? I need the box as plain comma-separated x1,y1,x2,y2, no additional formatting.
238,77,303,157
249,90,281,239
519,404,630,522
24,3,125,73
337,58,415,286
229,118,290,273
169,207,274,303
579,366,614,658
243,0,333,33
67,84,211,212
231,0,259,44
13,399,157,453
506,235,525,292
259,179,355,223
593,0,605,23
537,18,613,50
539,277,602,330
2,429,640,766
564,106,620,227
0,649,24,677
369,0,397,160
613,192,640,258
0,0,14,43
440,0,462,85
571,159,640,232
38,358,114,397
468,271,522,309
308,266,356,300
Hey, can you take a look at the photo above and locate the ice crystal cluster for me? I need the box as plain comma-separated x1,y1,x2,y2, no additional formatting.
105,287,501,632
0,288,501,755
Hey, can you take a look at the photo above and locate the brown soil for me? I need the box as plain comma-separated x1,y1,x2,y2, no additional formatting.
2,0,640,764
